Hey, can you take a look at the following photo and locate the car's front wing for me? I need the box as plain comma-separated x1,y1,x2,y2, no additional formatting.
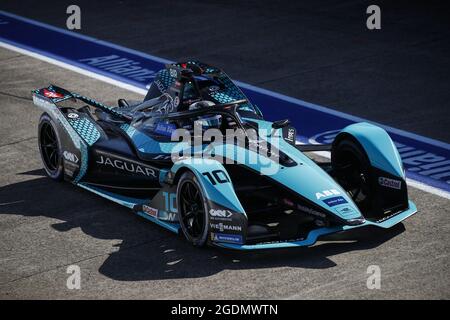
215,201,417,250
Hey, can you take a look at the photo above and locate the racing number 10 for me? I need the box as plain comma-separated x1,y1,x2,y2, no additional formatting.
162,192,177,213
202,170,230,185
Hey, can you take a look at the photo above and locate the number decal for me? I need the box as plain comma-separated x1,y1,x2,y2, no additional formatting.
202,170,230,185
163,192,177,212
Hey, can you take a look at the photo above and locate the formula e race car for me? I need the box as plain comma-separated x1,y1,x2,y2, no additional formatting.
32,61,417,250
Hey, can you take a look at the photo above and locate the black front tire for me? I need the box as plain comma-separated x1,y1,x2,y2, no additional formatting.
176,171,209,247
331,136,374,212
38,113,64,181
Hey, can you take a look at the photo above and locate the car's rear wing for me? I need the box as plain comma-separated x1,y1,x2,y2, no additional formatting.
32,85,131,120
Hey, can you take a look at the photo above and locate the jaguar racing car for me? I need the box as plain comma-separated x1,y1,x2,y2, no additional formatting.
32,61,417,249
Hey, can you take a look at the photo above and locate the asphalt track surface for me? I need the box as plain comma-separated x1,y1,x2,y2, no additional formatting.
0,1,449,299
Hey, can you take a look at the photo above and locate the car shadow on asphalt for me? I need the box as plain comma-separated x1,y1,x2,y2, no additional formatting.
0,169,405,281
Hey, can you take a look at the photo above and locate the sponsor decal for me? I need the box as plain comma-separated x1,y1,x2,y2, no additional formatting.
323,196,348,207
154,122,176,136
378,177,402,190
63,154,80,177
315,189,341,199
286,128,295,142
163,211,178,221
67,112,79,119
79,55,156,82
152,154,172,160
210,232,243,244
96,154,157,178
209,209,233,221
282,126,296,144
210,222,242,232
43,88,64,99
162,212,177,221
63,150,79,163
169,68,178,78
296,203,326,218
335,205,358,218
154,79,165,93
142,205,158,218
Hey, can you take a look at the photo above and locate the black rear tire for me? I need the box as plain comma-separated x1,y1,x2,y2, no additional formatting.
176,171,209,247
38,113,64,181
331,137,374,212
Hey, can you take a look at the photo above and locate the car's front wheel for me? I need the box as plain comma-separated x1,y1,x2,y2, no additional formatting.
176,171,209,247
331,137,374,212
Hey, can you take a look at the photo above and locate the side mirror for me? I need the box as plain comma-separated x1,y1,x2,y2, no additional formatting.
272,119,291,129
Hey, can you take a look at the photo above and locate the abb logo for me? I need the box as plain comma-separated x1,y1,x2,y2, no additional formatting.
315,189,341,199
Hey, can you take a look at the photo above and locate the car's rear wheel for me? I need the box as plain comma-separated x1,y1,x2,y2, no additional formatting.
331,137,373,212
176,171,209,247
38,114,64,181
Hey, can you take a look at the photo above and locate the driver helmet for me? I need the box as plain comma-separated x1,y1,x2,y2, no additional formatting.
188,100,215,110
189,101,222,129
195,115,222,129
